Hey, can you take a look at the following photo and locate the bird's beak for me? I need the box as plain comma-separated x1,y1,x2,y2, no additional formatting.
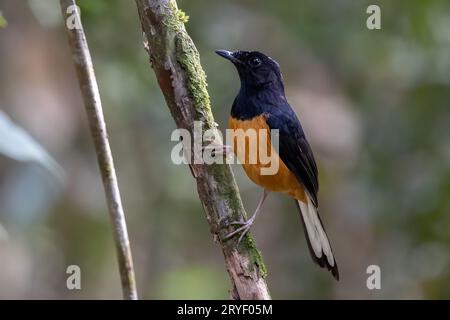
215,50,241,64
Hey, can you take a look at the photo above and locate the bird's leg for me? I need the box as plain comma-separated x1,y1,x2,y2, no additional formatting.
224,189,269,244
206,144,233,157
202,136,233,165
202,140,233,157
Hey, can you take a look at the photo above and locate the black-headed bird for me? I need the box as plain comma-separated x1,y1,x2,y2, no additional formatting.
216,50,339,280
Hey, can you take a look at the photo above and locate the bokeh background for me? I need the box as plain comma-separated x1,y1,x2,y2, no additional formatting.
1,0,450,299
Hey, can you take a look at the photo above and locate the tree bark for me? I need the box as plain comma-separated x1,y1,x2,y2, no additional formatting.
60,0,138,300
135,0,270,299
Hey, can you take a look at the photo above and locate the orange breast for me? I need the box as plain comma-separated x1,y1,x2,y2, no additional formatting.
228,115,306,201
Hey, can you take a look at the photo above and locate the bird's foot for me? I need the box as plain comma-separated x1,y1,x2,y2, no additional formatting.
202,143,233,157
224,216,256,244
223,190,269,245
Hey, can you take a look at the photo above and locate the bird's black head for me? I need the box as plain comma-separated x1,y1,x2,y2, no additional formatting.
216,50,284,92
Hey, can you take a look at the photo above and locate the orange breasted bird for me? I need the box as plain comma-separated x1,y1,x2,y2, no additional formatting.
216,49,339,280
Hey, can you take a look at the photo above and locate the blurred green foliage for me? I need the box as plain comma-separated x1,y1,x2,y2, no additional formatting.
0,10,7,28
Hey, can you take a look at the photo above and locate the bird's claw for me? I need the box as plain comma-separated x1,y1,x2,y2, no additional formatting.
202,144,233,157
224,219,254,244
229,219,246,225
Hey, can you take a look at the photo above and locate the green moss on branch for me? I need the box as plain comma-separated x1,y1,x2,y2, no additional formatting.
175,34,213,124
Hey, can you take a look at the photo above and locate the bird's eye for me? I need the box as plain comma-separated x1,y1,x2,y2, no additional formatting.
248,56,262,68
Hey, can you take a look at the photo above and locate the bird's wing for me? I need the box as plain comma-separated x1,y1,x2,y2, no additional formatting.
265,104,339,280
265,105,319,206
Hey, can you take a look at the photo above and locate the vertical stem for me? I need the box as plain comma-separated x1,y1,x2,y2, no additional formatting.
60,0,138,300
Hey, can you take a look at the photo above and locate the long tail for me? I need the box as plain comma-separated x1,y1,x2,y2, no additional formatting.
295,196,339,280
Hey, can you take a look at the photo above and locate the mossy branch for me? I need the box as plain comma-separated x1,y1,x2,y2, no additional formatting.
135,0,270,299
60,0,138,300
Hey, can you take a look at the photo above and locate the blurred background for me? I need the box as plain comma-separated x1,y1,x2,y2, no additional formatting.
0,0,450,299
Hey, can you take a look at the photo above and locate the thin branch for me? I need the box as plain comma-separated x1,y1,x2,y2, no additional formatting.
135,0,270,299
60,0,138,300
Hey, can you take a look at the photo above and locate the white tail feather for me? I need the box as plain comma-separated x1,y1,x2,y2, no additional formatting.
297,197,335,267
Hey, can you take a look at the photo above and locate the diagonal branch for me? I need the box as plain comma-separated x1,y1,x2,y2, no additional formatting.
60,0,138,300
135,0,270,299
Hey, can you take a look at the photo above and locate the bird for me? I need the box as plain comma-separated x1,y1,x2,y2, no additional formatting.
215,49,339,280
